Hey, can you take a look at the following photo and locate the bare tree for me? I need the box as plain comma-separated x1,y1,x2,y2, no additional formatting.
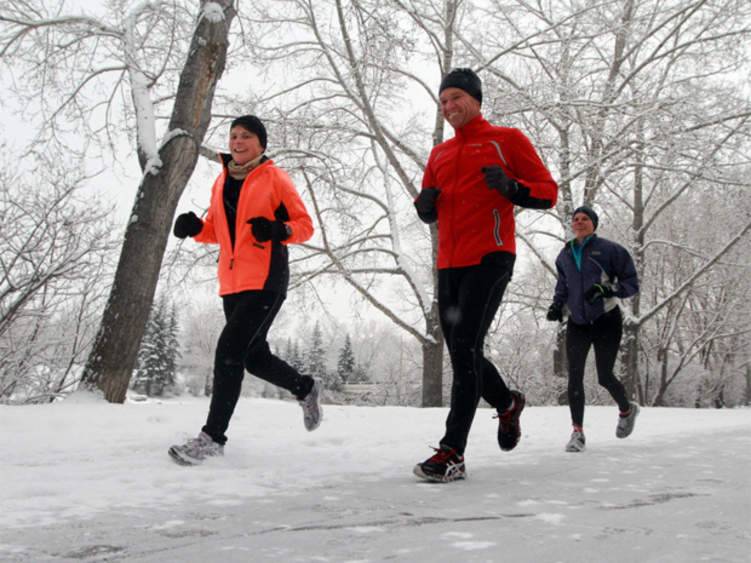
0,0,237,402
465,0,751,401
0,153,116,402
639,186,751,405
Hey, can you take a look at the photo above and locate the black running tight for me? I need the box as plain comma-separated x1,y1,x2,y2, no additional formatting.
566,307,630,427
202,290,313,445
439,251,515,454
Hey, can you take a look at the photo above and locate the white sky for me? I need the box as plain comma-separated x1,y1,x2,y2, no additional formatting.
1,395,750,561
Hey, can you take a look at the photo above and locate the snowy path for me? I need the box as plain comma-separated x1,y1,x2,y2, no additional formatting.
1,400,750,562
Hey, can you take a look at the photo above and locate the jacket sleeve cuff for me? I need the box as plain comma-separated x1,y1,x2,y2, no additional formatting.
509,181,555,209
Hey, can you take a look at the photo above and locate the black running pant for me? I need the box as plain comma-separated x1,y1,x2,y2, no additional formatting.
202,290,313,445
566,307,630,427
439,252,515,455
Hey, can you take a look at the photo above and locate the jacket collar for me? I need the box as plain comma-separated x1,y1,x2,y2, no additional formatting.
566,233,598,251
453,114,489,141
219,152,270,168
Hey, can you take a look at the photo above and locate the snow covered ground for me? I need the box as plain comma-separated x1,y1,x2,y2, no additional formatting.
1,395,750,562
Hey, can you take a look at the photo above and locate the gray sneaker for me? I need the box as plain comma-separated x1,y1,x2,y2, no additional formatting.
565,430,586,452
616,402,640,438
299,378,323,431
168,431,224,466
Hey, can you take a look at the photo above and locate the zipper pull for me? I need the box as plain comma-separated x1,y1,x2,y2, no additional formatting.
229,258,234,270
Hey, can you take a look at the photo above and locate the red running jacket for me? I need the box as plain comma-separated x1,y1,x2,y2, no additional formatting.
421,115,558,269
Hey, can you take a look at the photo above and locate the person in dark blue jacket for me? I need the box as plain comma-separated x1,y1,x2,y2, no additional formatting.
546,206,640,452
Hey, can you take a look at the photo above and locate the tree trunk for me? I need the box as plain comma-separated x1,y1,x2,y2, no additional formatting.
625,116,645,401
622,321,640,400
654,346,668,407
81,0,236,403
422,293,444,407
420,0,457,407
553,325,568,405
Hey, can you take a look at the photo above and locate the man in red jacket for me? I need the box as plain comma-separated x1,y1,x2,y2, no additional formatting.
413,68,558,482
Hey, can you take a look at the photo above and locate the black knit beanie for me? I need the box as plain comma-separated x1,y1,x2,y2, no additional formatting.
230,115,267,149
572,205,599,230
439,68,482,104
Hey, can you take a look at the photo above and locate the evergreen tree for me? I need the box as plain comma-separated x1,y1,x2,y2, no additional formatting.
337,334,356,387
305,322,330,387
131,295,180,397
163,302,180,391
286,337,304,373
131,308,158,396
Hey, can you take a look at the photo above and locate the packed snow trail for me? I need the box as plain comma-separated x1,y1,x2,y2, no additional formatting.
1,399,749,562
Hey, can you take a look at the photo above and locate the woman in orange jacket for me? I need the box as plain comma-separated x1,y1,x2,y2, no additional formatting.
168,115,322,466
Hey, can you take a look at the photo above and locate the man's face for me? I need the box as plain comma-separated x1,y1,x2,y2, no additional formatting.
439,87,481,128
571,212,595,239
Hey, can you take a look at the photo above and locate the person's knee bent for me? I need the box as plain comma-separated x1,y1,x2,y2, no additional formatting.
597,371,619,389
214,347,244,382
448,331,483,370
244,344,273,374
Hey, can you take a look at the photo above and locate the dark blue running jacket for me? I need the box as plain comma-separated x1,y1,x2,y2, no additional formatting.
553,235,639,325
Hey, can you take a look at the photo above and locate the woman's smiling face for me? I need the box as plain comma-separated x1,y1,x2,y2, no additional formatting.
572,212,595,240
229,125,263,165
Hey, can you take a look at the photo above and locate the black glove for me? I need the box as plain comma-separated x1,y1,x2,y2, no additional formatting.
546,302,563,322
248,217,290,243
584,283,615,304
482,165,518,200
173,211,203,239
414,187,440,224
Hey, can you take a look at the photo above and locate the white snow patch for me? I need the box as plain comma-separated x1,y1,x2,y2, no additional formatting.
347,526,385,534
442,532,474,539
144,157,163,176
200,2,225,23
535,512,566,525
150,520,185,530
451,540,497,551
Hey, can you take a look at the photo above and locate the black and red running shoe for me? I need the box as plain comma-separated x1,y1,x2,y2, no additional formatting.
496,390,525,451
413,445,466,483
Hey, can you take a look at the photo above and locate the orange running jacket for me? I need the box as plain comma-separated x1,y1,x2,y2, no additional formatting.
195,157,314,296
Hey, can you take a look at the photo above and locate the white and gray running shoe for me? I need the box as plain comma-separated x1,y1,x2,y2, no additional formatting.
616,402,640,439
299,378,323,431
565,430,586,453
168,431,224,466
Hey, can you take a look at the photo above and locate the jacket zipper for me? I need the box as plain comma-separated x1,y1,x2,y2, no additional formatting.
492,208,503,246
490,141,508,248
227,164,263,271
450,141,464,265
218,170,237,272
